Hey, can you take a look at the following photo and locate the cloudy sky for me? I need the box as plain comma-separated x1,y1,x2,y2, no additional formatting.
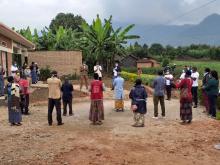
0,0,220,30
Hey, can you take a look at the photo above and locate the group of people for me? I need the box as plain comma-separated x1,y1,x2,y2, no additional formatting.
3,60,219,127
152,66,219,124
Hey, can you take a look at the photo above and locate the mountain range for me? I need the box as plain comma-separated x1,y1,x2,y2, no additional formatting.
115,13,220,46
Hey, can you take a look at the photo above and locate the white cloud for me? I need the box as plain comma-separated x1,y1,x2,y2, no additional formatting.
0,0,219,30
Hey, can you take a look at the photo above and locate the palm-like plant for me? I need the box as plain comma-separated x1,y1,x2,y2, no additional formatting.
81,15,139,71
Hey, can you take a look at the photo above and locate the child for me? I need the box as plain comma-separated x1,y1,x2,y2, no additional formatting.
61,78,74,116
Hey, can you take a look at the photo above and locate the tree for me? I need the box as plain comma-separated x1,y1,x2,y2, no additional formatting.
80,15,139,71
49,13,85,33
149,43,164,56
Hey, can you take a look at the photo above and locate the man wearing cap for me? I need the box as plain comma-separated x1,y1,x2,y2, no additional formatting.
47,71,63,126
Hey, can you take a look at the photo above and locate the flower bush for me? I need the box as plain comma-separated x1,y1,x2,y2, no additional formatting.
121,71,156,87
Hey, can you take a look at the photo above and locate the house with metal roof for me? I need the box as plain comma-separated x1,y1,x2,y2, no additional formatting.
0,22,35,76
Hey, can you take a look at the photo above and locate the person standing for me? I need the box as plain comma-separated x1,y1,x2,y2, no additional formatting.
89,73,105,125
202,68,211,113
175,70,193,124
6,76,22,126
47,71,63,126
112,62,121,90
80,62,89,91
129,79,148,127
11,61,18,77
61,78,74,116
191,67,199,108
152,70,166,119
30,62,38,84
0,64,5,96
113,72,125,112
19,75,30,115
203,70,219,119
94,62,102,81
164,71,174,100
137,68,142,78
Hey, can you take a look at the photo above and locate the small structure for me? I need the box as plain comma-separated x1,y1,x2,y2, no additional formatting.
119,54,138,68
137,58,160,68
28,51,82,75
0,22,35,76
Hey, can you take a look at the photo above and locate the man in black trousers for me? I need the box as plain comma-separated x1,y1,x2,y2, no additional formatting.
47,71,63,126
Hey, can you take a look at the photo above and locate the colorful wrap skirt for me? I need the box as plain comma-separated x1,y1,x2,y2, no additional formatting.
89,100,104,123
180,99,192,121
115,100,124,110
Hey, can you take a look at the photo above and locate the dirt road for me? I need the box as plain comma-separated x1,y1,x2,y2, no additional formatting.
0,90,220,164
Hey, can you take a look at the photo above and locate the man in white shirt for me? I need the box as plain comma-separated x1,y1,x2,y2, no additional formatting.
191,67,199,108
11,61,18,77
164,71,173,100
94,62,102,81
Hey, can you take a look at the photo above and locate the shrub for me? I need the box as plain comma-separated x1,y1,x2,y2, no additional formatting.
161,58,169,67
39,66,51,81
121,71,156,87
60,74,79,81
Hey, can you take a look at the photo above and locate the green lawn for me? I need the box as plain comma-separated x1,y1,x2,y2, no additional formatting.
173,60,220,74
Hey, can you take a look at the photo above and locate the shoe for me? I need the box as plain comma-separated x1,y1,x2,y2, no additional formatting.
193,105,197,108
49,123,52,126
57,123,64,126
211,116,216,119
97,121,103,125
152,116,159,119
187,120,192,123
16,123,22,126
24,112,30,115
11,123,16,126
63,114,67,116
132,124,138,127
69,113,73,116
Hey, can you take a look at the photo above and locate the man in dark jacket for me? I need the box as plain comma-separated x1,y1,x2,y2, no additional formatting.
61,78,74,116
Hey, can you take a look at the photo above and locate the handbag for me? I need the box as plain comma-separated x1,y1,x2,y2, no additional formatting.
131,104,138,111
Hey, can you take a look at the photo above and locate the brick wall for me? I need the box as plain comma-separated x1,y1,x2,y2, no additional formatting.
0,34,12,49
28,51,82,76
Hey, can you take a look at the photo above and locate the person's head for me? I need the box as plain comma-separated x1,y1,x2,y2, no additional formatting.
192,67,197,72
7,76,14,83
158,70,163,76
96,61,99,65
51,70,58,77
83,61,86,65
94,73,99,80
135,79,142,86
204,68,210,73
13,61,17,66
165,71,169,75
31,62,35,65
64,77,69,83
210,70,219,80
185,70,191,77
115,62,118,67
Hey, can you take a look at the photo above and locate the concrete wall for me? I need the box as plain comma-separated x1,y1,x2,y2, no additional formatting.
28,51,82,76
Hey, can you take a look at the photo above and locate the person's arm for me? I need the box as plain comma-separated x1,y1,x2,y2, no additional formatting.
175,79,185,88
152,79,156,88
99,66,102,71
94,66,97,72
129,88,134,99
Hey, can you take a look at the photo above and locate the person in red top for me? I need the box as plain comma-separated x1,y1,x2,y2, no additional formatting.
89,73,105,125
19,75,30,115
175,70,193,124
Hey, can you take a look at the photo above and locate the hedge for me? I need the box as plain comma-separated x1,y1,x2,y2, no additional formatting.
121,71,156,87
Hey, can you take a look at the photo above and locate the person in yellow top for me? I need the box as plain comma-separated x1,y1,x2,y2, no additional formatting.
80,62,89,91
47,70,63,126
